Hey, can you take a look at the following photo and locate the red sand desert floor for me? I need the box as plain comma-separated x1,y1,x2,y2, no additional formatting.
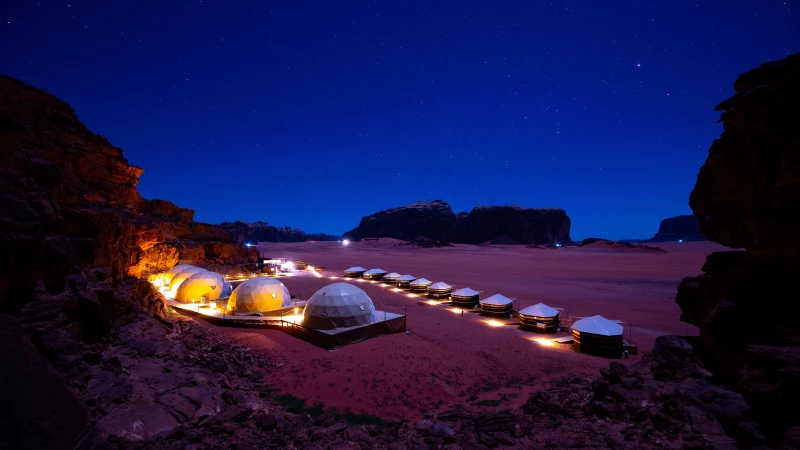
202,240,724,420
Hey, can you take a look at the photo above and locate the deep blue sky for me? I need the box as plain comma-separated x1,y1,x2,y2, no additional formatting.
3,1,796,239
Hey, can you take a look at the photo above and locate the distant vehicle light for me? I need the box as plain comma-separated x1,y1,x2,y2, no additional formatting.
555,243,561,247
678,239,683,243
342,239,350,246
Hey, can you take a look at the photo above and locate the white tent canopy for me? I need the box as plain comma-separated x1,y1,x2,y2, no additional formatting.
571,315,623,336
303,282,375,330
452,287,478,297
480,294,513,306
410,278,432,286
364,268,387,275
383,272,401,279
428,282,451,290
397,275,416,281
519,303,560,318
227,277,292,314
344,266,367,273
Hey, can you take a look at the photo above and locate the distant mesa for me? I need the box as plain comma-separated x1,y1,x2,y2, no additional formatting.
580,238,666,252
218,221,339,244
343,200,571,246
644,215,706,242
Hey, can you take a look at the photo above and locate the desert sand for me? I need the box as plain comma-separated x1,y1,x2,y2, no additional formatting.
204,240,723,420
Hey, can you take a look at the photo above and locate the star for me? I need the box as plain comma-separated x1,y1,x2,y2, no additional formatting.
637,63,642,67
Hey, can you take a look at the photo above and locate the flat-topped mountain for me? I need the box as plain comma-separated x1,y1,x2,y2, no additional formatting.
644,215,706,242
218,221,339,243
343,200,571,245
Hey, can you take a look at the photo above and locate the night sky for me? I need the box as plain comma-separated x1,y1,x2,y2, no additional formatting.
3,1,796,239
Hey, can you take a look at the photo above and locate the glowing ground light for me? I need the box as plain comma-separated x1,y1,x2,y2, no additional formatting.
392,288,402,292
407,293,417,298
533,337,555,347
486,320,504,327
451,308,463,314
426,300,438,305
329,276,338,279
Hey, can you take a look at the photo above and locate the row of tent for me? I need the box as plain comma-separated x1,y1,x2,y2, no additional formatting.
151,265,379,332
344,266,627,357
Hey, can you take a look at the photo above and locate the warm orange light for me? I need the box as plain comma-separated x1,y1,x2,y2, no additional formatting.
392,288,402,293
486,320,503,327
426,300,438,305
533,337,555,347
451,308,463,314
407,293,417,298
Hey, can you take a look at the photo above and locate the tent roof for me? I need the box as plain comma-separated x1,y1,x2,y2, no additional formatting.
452,287,478,297
364,268,387,275
383,272,401,278
571,315,623,336
397,275,416,281
410,278,432,286
519,303,560,318
428,282,451,290
167,264,195,276
303,283,376,329
344,266,367,273
481,294,513,306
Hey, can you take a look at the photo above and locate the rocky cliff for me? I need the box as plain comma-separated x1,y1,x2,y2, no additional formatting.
343,200,571,245
218,220,340,243
0,75,256,315
676,52,800,447
645,214,706,242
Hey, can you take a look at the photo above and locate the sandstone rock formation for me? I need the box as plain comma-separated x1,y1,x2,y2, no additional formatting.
580,237,666,252
343,200,571,245
645,214,706,242
219,220,339,243
677,52,800,448
0,75,255,314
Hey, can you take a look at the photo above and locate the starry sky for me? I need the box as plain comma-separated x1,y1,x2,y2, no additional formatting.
2,1,797,239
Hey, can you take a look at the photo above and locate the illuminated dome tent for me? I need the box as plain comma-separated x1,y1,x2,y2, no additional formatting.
227,277,292,314
396,274,416,289
363,268,388,280
451,287,479,308
303,283,375,330
174,271,230,303
518,303,561,333
480,294,514,316
169,267,208,294
382,272,401,285
151,264,194,287
343,266,367,278
571,315,624,357
427,282,452,299
409,277,432,294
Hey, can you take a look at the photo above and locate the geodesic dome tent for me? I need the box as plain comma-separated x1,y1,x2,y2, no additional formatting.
302,283,375,330
226,277,292,314
518,303,561,332
571,315,624,357
479,294,514,316
174,271,231,303
169,267,208,293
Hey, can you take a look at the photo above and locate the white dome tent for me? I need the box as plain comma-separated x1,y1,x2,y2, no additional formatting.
303,283,375,330
451,287,479,308
571,315,624,357
518,303,561,332
427,282,452,299
227,277,292,314
479,294,514,316
363,268,388,280
382,272,402,285
409,277,432,294
174,271,231,304
343,267,367,278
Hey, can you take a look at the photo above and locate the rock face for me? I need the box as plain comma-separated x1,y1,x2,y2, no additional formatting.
343,200,571,245
0,76,255,314
645,215,706,242
676,53,800,447
218,220,339,243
